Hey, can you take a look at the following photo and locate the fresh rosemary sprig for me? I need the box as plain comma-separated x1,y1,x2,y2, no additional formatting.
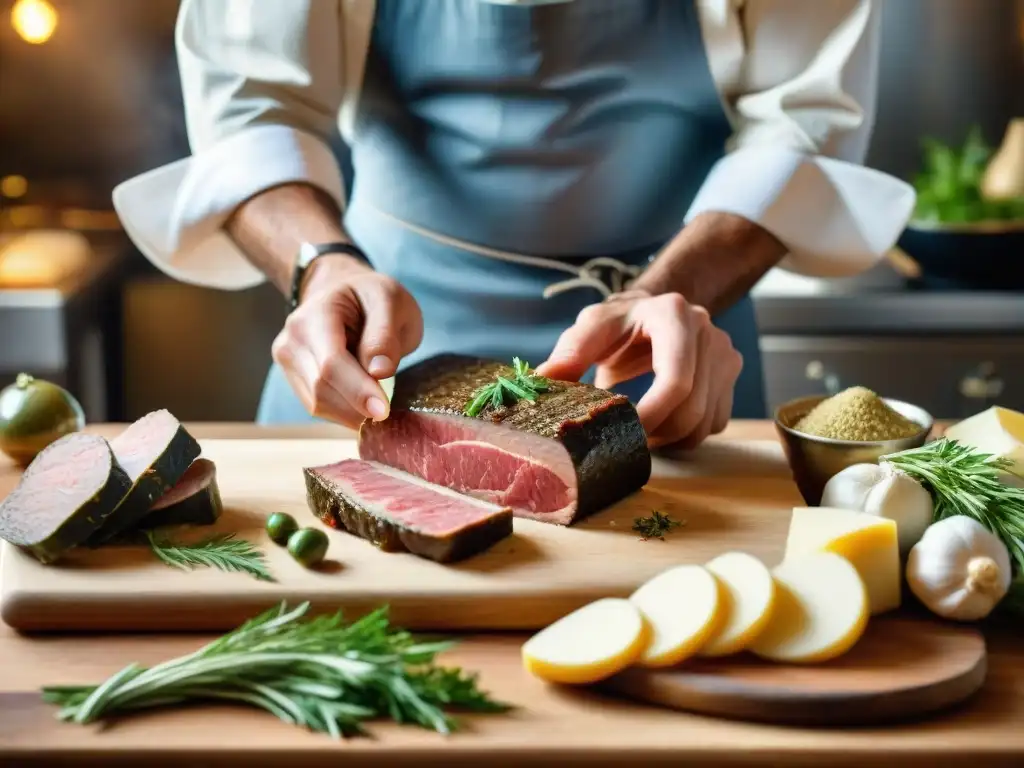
147,531,274,582
41,602,509,738
464,357,550,417
882,438,1024,572
632,510,685,541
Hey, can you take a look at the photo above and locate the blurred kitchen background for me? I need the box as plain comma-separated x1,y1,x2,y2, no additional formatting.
0,0,1021,424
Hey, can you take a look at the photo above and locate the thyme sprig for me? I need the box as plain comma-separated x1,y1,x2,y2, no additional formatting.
42,602,510,738
147,531,274,582
464,357,550,417
632,510,685,541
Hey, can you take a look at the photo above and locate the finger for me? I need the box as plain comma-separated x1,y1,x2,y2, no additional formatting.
593,340,651,390
396,293,425,359
297,306,391,421
644,324,712,445
671,352,737,450
354,282,405,379
675,403,717,451
633,299,699,433
536,307,629,382
281,344,364,427
710,359,739,435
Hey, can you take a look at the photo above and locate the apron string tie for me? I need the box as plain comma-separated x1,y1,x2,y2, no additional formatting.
364,202,647,299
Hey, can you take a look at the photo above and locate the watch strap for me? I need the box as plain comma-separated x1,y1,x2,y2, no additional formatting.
289,241,367,311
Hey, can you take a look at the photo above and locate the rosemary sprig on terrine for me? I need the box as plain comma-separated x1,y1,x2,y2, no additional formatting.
464,357,550,417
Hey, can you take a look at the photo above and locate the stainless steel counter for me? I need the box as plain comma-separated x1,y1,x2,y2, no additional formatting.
751,269,1024,419
754,291,1024,336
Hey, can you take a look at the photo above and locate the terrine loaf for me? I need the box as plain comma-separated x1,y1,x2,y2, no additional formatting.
304,458,513,563
358,354,652,525
0,433,132,563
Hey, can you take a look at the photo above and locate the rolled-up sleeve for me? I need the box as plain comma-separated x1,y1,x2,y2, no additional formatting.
112,0,345,290
688,0,916,278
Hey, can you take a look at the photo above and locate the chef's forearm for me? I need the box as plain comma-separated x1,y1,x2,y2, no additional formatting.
633,212,786,315
225,183,365,295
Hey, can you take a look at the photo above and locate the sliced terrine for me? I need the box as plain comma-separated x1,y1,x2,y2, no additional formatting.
304,458,513,563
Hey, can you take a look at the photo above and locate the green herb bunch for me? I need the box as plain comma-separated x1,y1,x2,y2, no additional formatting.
43,602,509,738
464,357,550,417
883,438,1024,612
912,125,1024,224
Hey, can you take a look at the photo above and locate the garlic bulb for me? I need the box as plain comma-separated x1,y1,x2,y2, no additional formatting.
820,462,933,553
906,516,1012,622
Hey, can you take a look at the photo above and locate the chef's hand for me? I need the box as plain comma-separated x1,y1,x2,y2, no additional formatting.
536,290,742,449
271,255,423,427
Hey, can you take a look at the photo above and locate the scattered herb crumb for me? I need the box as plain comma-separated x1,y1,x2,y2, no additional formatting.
632,510,684,541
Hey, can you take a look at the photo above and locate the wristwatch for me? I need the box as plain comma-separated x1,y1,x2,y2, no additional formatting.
288,241,367,311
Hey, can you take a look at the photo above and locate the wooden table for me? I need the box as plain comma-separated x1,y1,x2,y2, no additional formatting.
2,422,1023,768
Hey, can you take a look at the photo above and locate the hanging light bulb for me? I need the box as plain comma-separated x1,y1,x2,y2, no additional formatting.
11,0,58,45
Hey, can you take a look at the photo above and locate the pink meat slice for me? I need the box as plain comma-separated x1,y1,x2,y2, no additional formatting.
358,410,578,523
109,409,182,483
151,458,215,511
316,459,510,536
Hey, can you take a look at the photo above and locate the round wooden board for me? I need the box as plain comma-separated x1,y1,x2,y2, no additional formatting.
600,616,987,726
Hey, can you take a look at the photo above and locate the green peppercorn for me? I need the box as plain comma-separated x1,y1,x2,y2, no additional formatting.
287,527,329,567
265,512,299,545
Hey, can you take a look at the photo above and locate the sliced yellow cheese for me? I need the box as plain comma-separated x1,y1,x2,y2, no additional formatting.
698,552,777,657
784,507,901,615
945,406,1024,479
750,552,869,663
522,598,649,684
629,564,723,667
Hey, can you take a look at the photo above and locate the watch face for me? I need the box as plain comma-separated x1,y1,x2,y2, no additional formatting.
298,242,320,268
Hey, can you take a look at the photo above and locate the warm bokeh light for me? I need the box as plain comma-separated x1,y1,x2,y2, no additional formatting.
11,0,58,45
0,175,28,198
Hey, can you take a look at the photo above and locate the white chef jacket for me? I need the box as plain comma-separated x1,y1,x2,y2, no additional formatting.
111,0,916,292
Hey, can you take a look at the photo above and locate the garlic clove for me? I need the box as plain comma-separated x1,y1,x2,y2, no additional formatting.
821,463,884,510
906,516,1012,622
821,463,933,554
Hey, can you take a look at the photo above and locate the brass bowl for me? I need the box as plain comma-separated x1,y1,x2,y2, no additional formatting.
774,395,934,506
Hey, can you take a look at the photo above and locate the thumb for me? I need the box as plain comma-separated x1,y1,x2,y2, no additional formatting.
356,285,404,380
536,312,626,382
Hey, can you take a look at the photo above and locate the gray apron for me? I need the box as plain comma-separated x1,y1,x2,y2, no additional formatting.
257,0,767,424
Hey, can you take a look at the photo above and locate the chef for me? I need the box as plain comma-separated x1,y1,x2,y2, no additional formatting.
113,0,914,448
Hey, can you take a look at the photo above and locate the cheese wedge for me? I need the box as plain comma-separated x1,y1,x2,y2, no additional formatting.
629,564,723,667
522,598,649,684
784,507,901,615
698,552,777,657
945,406,1024,480
750,552,869,663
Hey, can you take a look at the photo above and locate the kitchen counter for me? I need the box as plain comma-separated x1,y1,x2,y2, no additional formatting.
2,422,1024,768
754,291,1024,336
751,266,1024,336
750,267,1024,416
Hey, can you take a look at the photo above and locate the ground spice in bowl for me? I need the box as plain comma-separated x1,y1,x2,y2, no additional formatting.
793,387,924,442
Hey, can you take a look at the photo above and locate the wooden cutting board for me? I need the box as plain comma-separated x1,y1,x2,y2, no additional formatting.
600,615,987,726
2,437,805,632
